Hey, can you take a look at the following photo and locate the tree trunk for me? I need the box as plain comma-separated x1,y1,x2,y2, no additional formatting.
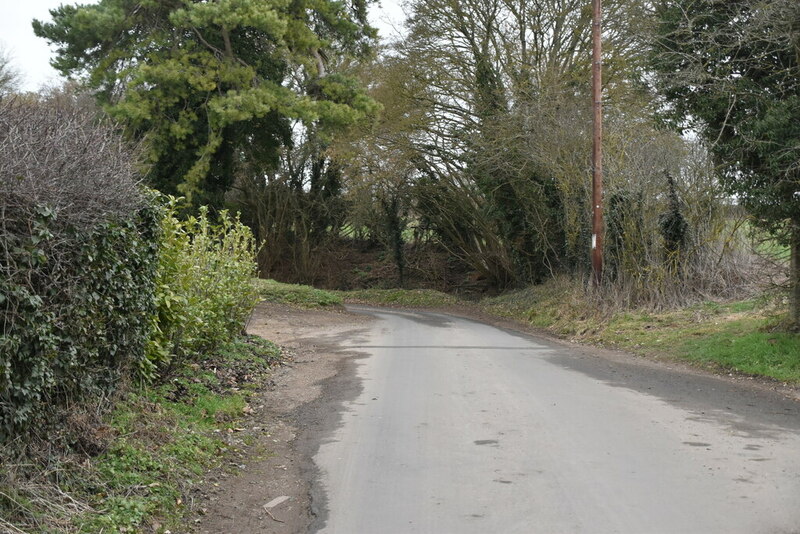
791,223,800,329
221,26,234,59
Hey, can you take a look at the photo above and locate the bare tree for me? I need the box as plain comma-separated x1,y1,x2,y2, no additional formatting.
332,0,757,302
0,48,20,97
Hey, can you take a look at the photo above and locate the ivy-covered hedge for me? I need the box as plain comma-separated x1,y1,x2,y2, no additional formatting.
0,93,158,439
0,94,259,441
0,198,260,439
0,205,160,438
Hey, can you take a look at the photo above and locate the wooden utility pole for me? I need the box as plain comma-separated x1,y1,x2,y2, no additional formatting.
591,0,604,286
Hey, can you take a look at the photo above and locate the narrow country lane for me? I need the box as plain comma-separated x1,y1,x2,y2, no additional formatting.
309,306,800,534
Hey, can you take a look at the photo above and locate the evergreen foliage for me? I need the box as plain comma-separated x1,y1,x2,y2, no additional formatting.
33,0,378,207
651,0,800,234
660,172,689,262
0,95,157,438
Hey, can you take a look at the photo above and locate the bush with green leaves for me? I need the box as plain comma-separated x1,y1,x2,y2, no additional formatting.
146,200,260,376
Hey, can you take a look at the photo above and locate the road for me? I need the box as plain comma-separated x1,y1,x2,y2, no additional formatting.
307,306,800,534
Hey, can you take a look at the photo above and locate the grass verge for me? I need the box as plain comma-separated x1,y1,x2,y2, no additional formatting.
339,288,459,308
334,279,800,384
255,279,343,308
0,335,281,533
487,282,800,383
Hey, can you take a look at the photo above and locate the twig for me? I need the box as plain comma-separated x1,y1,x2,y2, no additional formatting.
0,516,28,534
263,505,285,523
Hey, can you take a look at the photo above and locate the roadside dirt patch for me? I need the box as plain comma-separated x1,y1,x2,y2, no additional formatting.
184,303,371,534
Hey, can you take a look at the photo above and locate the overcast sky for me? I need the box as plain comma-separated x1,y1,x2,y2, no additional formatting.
2,0,406,93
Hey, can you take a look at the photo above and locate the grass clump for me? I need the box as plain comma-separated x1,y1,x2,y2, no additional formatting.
255,279,342,308
597,308,800,382
677,318,800,382
0,334,281,533
481,277,582,329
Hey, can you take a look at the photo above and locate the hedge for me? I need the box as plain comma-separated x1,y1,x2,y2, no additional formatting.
0,93,259,440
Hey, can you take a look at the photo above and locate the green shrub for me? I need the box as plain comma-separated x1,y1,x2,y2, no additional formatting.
146,199,259,376
0,96,260,441
0,192,260,438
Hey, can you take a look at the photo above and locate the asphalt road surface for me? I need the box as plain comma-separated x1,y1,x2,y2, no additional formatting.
310,306,800,534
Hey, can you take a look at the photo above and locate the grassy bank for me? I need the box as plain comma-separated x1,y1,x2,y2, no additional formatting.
0,335,281,533
256,279,343,308
261,279,799,384
483,283,800,383
338,288,460,308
